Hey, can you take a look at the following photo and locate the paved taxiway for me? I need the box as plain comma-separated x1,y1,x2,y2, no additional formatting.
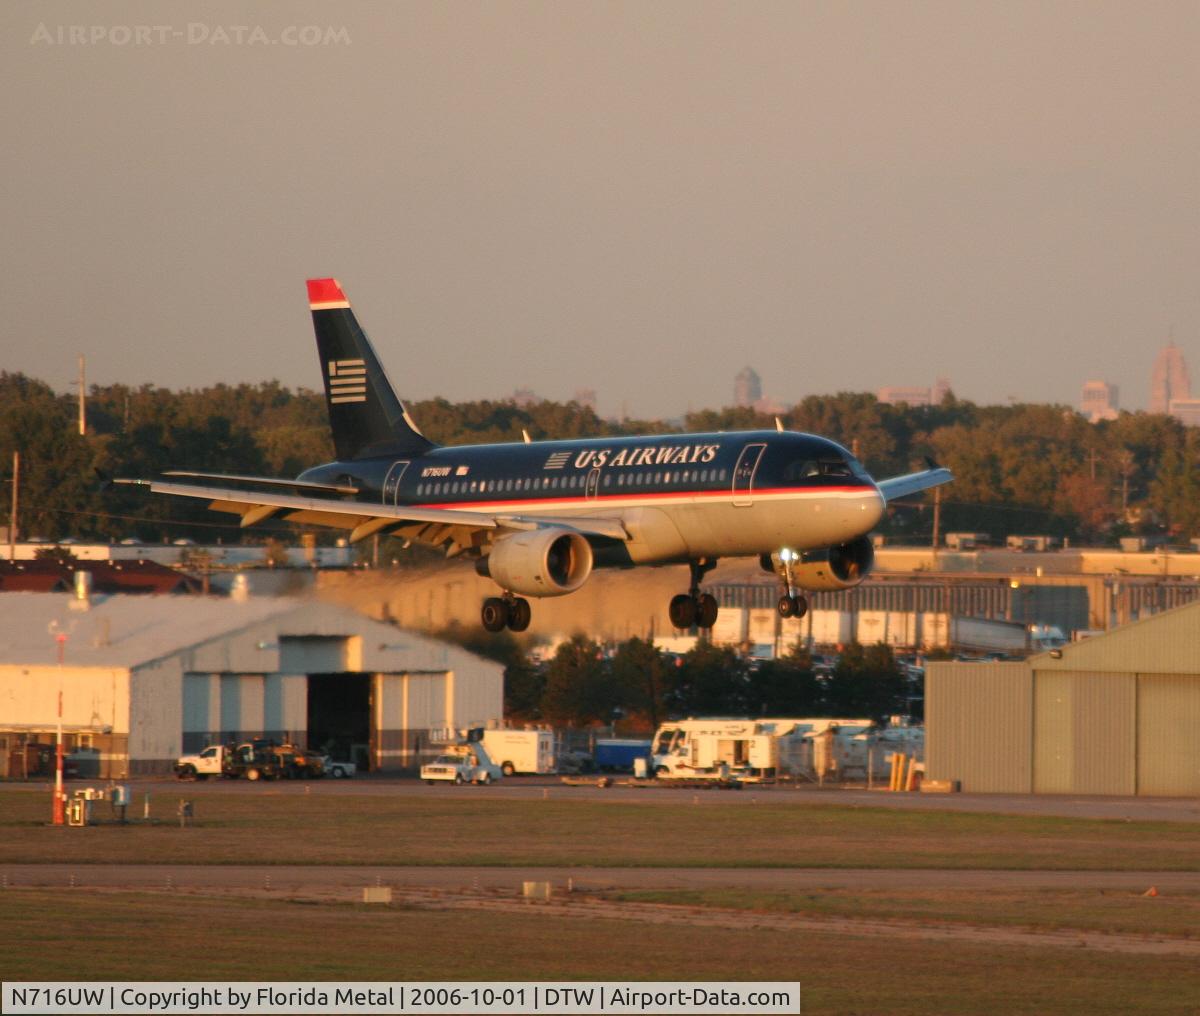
8,777,1199,823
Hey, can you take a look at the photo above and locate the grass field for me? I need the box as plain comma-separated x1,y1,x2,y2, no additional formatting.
2,788,1197,870
2,889,1199,1015
612,887,1200,939
4,787,1199,1015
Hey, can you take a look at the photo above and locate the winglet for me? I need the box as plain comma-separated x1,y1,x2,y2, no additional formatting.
307,278,350,310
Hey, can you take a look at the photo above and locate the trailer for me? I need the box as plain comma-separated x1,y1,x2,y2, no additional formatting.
592,738,652,773
946,616,1065,653
651,719,779,781
480,728,556,776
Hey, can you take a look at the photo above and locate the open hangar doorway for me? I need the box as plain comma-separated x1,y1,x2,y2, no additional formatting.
306,673,373,772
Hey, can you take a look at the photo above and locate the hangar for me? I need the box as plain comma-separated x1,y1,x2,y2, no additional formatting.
0,590,502,778
926,599,1200,795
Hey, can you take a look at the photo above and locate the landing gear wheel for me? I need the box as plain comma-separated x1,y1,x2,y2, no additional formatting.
696,593,719,629
481,597,510,632
506,597,531,632
777,594,808,619
669,594,697,629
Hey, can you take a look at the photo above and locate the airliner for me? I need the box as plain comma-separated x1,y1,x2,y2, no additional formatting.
119,278,952,632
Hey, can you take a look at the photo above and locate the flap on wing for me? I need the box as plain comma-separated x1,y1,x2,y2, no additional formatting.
116,479,631,541
877,467,953,503
496,514,629,541
116,479,501,529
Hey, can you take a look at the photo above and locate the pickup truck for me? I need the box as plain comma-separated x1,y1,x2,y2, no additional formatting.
175,742,281,781
321,756,356,779
420,746,502,785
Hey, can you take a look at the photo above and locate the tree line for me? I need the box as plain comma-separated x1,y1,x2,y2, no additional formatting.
1,370,1197,545
439,627,915,730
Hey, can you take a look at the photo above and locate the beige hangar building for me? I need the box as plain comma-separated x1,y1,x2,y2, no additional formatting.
926,600,1200,796
0,592,503,778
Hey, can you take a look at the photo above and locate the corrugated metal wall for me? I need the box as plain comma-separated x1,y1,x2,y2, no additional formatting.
279,636,348,673
1137,675,1200,795
1032,672,1135,795
373,670,502,770
926,662,1032,792
713,581,1090,633
930,661,1199,795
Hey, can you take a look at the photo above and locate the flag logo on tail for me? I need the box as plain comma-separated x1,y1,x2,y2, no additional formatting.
328,359,367,403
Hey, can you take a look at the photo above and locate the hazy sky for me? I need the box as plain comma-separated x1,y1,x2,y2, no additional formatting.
2,1,1197,419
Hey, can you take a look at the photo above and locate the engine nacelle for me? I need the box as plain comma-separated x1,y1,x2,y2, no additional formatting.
790,535,875,592
476,527,593,598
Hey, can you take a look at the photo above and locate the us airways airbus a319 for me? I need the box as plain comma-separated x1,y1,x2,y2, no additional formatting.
119,279,952,633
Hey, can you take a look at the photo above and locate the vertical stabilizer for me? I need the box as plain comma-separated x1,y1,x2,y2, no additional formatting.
306,278,435,460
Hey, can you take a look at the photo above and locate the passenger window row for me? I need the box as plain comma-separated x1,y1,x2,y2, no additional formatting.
414,468,730,498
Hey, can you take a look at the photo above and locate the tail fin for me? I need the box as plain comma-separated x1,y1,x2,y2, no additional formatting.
306,278,435,461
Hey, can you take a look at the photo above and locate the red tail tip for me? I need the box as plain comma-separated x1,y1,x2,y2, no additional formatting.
306,278,349,308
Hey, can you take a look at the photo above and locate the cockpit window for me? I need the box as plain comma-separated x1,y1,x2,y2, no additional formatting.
784,458,853,482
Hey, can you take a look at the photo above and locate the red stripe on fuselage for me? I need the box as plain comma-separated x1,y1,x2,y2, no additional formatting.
402,484,876,513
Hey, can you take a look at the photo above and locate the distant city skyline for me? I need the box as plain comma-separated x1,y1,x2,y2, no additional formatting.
1080,380,1119,423
2,4,1196,420
1150,342,1191,415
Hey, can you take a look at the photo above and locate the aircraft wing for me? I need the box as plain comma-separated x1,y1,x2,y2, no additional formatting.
114,479,630,549
876,467,953,503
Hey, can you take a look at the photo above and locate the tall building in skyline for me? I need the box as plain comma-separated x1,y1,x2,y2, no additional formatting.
734,367,762,408
1150,342,1190,414
511,387,539,407
877,378,951,407
573,387,597,413
1080,380,1119,422
1167,398,1200,427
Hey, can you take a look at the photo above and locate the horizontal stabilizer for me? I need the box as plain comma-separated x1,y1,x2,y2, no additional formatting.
163,471,359,495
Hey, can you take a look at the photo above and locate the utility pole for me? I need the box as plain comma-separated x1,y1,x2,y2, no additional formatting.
53,629,67,826
931,485,941,559
8,451,17,562
76,355,86,436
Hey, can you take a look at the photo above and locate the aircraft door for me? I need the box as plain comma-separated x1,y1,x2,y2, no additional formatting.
732,443,766,506
382,461,410,505
585,467,602,500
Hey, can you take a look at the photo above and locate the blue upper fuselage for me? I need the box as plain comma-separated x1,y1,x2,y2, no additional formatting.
298,430,878,509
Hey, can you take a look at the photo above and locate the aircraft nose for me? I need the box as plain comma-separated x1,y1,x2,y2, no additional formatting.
864,487,886,528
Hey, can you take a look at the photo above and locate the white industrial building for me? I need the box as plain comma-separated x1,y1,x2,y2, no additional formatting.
0,592,503,778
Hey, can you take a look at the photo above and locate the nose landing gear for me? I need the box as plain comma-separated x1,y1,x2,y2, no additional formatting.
771,549,809,619
668,558,720,630
481,594,532,632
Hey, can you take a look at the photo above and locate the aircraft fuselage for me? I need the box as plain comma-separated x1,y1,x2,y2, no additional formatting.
299,428,885,568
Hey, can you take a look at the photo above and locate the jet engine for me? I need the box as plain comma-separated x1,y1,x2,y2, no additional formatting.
789,535,875,591
476,527,594,597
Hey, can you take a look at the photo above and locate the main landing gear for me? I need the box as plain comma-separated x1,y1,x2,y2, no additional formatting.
481,594,531,633
769,549,809,619
668,558,720,630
